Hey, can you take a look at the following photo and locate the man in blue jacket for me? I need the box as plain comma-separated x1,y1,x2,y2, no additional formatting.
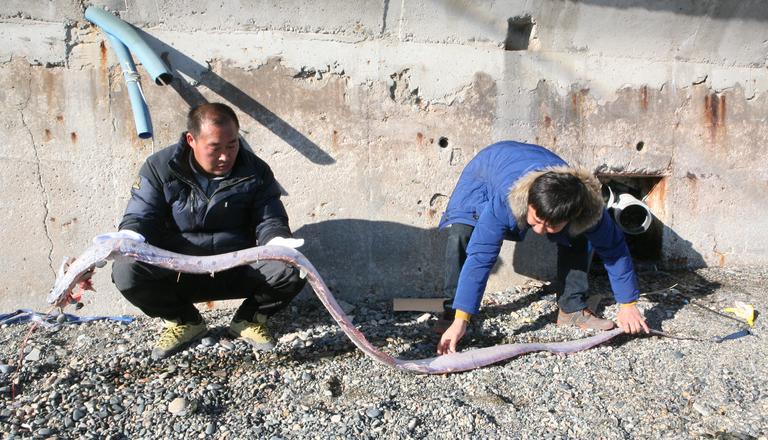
437,141,649,355
110,103,306,360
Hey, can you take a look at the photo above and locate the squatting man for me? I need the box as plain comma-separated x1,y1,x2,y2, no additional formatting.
94,103,306,360
437,141,650,355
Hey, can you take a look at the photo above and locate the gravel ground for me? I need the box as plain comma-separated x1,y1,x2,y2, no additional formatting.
1,266,767,439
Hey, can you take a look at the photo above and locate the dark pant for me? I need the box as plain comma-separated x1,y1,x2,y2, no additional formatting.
112,259,306,323
443,224,592,313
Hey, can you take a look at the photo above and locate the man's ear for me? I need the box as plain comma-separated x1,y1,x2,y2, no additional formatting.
186,132,196,148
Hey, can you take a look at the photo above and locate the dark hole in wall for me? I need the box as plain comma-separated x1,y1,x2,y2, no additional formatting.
505,16,534,51
597,174,666,263
438,137,449,148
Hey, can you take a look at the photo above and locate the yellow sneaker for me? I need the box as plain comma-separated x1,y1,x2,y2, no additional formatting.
228,313,275,351
151,319,207,360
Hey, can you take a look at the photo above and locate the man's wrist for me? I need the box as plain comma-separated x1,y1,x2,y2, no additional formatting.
619,301,637,308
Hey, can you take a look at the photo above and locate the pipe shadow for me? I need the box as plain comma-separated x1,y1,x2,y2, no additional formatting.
134,29,335,165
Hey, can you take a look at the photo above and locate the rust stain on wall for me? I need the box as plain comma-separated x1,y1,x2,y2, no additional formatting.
644,177,667,220
704,92,726,138
416,132,424,145
99,41,108,72
640,86,648,111
70,132,77,143
43,128,52,142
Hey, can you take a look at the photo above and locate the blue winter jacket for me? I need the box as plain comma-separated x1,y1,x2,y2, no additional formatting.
439,141,640,315
119,133,292,256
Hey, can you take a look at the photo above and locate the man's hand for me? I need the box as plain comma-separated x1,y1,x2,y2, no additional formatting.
266,237,304,249
616,303,650,334
437,319,468,355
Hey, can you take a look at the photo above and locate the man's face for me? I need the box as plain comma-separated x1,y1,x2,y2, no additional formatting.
526,204,567,235
186,120,239,177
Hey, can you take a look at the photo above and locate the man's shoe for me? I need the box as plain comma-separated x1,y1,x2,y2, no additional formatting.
556,308,616,331
228,313,275,351
151,319,208,360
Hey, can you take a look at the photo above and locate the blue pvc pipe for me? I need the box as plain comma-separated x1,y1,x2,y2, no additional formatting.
84,6,173,86
105,33,152,138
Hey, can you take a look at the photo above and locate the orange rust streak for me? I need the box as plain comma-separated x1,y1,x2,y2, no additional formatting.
644,177,668,220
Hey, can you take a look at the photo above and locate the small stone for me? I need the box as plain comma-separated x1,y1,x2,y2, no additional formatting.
205,422,216,435
408,418,417,430
168,397,192,416
219,340,234,350
206,383,223,391
673,351,684,359
337,300,356,314
72,408,86,421
0,364,15,375
37,428,53,436
693,402,712,417
331,414,342,423
291,339,305,349
416,313,431,323
366,408,382,419
201,337,216,347
301,372,312,381
24,348,41,362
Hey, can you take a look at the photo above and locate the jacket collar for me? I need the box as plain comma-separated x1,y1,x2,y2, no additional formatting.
507,165,604,236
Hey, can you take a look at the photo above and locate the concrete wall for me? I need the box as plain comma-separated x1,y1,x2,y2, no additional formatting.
1,0,767,314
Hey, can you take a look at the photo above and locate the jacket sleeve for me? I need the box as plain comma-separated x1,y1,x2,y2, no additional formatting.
584,210,640,304
451,195,508,315
118,161,172,246
252,167,292,245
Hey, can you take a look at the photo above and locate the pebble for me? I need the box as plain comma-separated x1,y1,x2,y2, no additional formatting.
219,339,235,350
693,402,713,417
72,409,86,421
0,268,765,439
0,364,14,374
24,347,41,362
168,397,194,416
201,337,216,347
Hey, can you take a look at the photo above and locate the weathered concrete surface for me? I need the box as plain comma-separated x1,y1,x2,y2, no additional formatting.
1,1,767,314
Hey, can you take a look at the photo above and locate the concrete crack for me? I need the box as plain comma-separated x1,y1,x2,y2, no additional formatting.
19,75,56,276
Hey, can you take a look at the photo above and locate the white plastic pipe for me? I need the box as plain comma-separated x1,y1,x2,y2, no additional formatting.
609,192,653,235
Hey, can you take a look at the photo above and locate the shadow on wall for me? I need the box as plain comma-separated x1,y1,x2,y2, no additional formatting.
294,219,446,300
134,29,335,165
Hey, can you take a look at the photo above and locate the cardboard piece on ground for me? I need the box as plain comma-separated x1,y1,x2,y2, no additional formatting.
392,298,446,313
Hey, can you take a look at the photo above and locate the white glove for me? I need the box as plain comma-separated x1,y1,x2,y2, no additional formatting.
265,236,304,249
92,230,146,244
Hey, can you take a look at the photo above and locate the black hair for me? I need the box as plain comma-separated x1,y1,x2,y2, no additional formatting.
186,103,240,138
527,171,588,225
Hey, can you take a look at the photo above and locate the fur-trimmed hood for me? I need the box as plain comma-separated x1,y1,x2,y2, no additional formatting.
507,165,604,236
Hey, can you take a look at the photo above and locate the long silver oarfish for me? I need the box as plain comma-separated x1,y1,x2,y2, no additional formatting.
47,238,625,374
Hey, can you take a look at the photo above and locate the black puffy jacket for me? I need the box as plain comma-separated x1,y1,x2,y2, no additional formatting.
119,133,292,255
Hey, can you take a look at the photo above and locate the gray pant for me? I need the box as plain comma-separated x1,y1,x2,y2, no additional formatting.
112,259,306,323
443,224,592,313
